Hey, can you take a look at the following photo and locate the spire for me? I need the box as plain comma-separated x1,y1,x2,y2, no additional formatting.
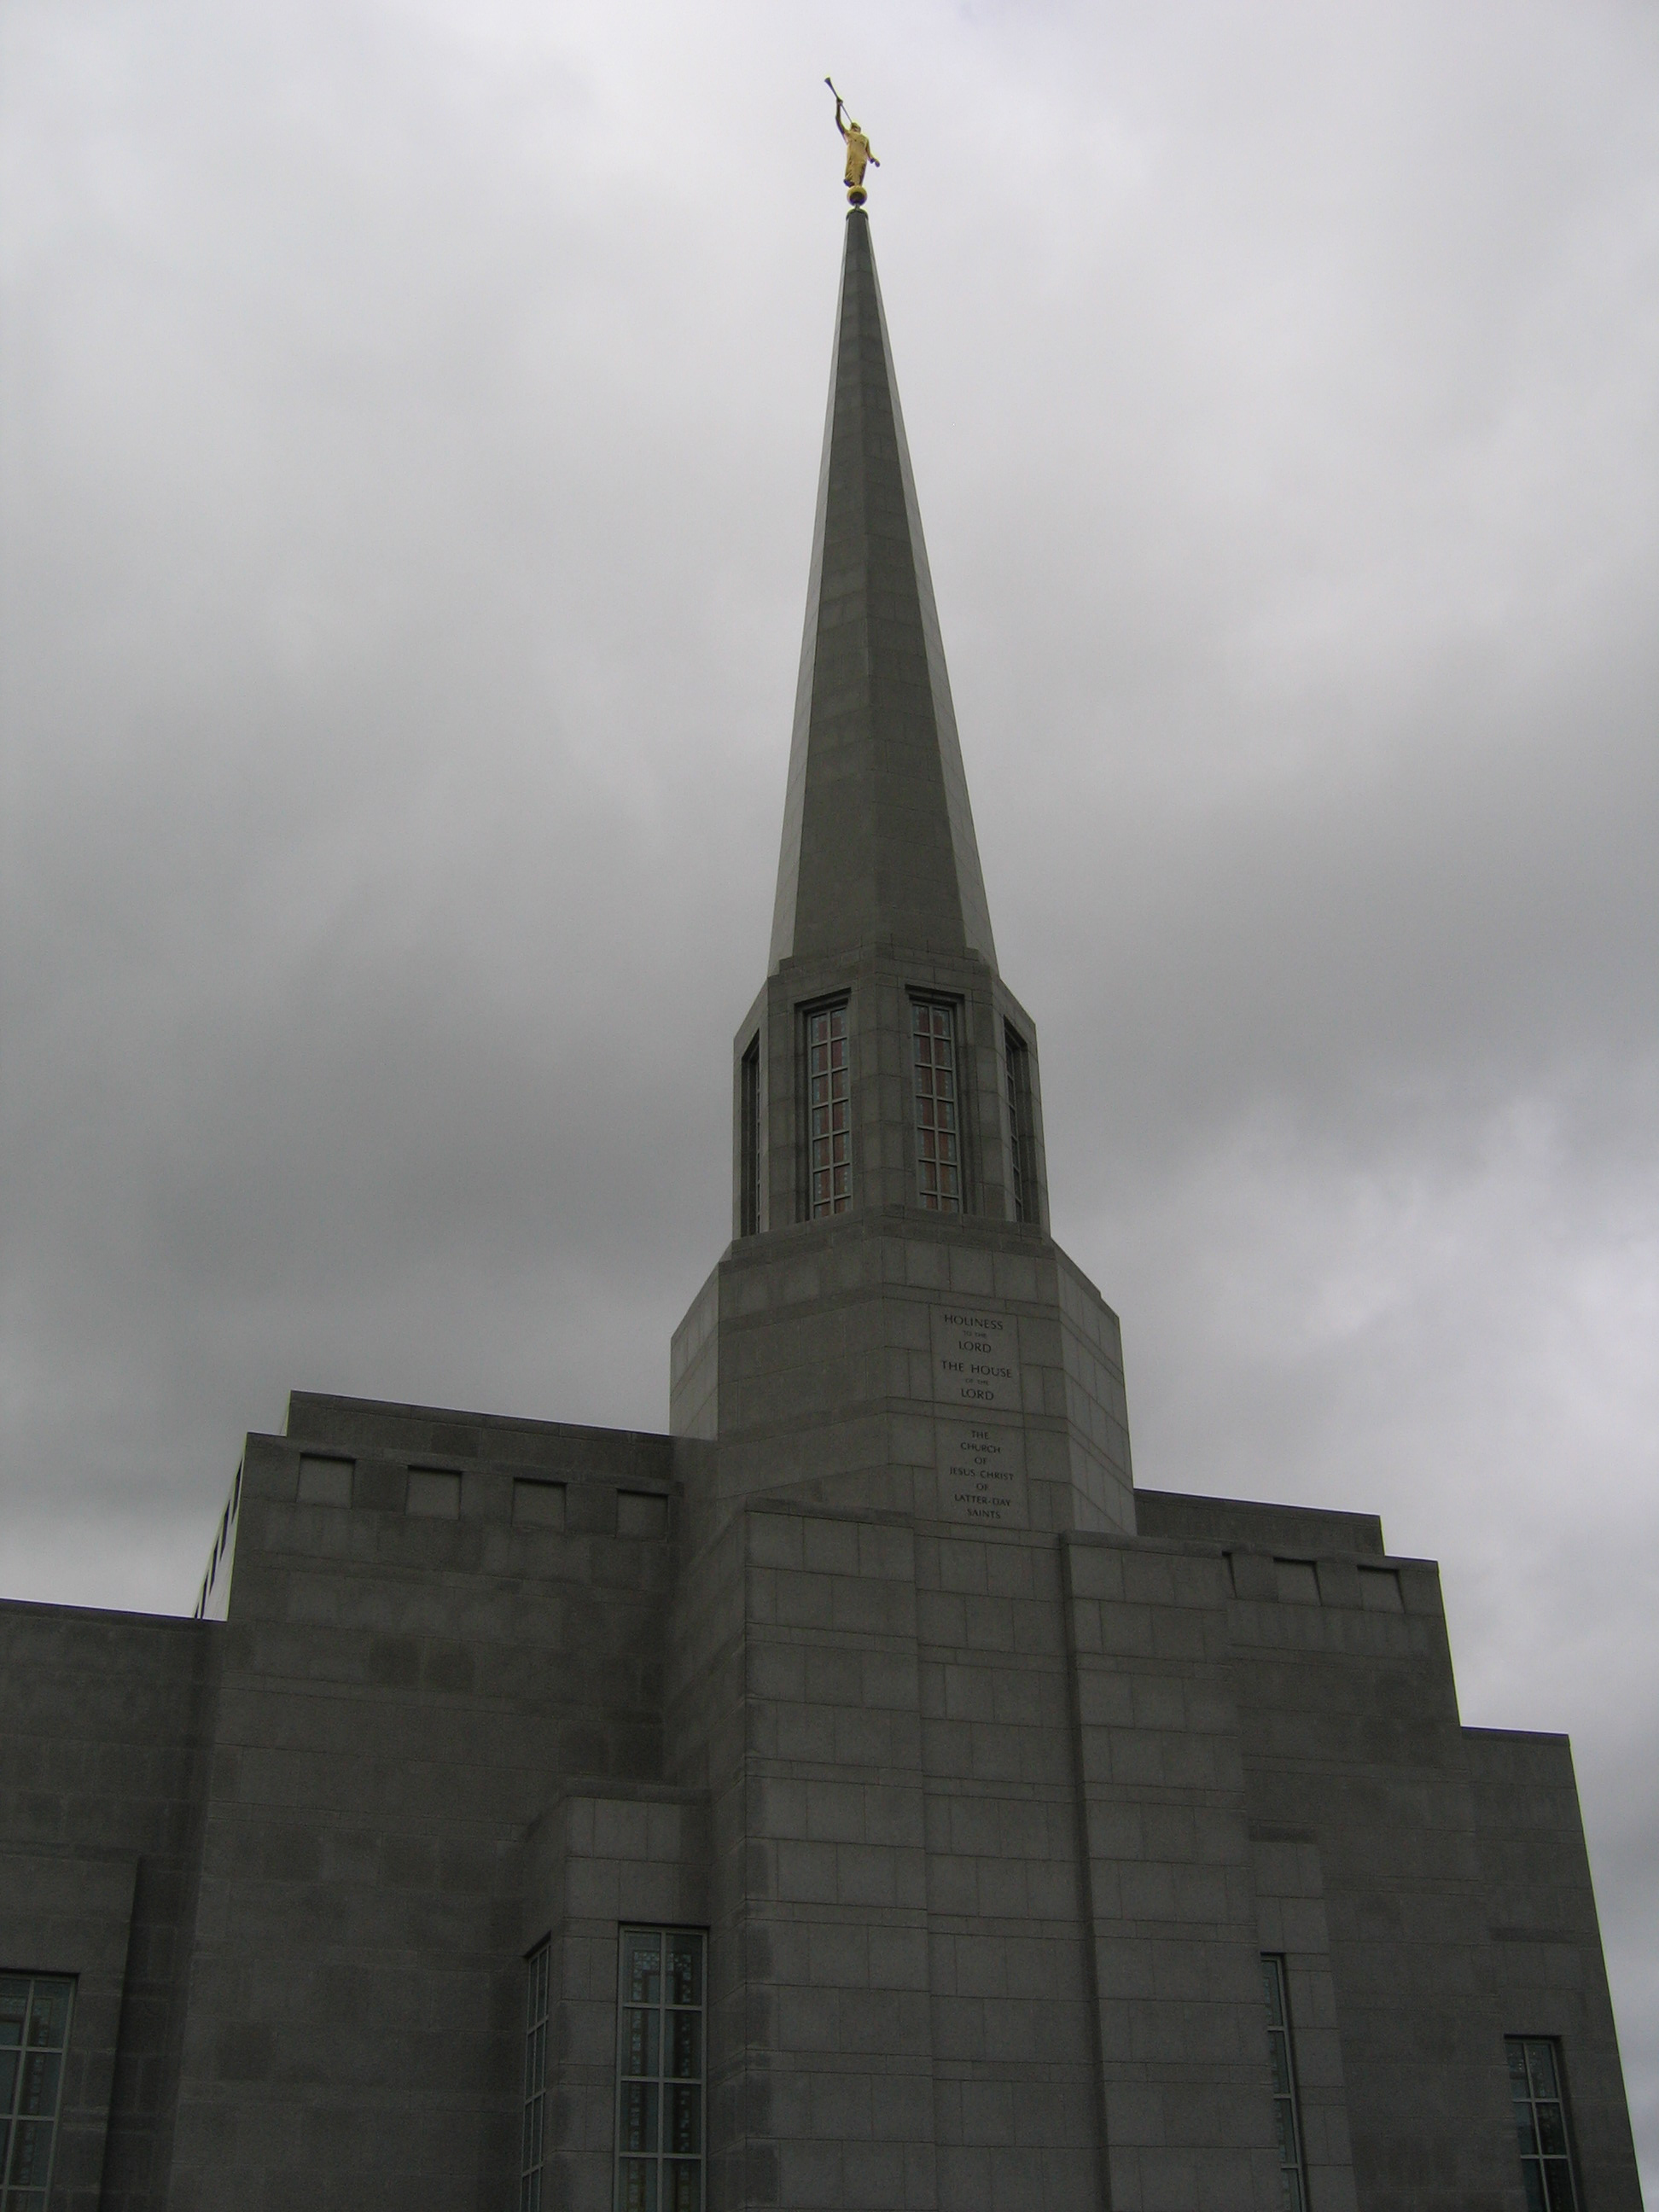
768,210,998,974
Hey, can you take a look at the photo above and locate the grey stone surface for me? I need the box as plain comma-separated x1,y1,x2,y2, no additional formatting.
670,1212,1134,1540
3,1427,1641,2209
1465,1727,1644,2207
1135,1488,1387,1560
1249,1833,1357,2209
0,1603,218,2211
160,1400,685,2212
769,210,995,976
0,1849,138,2212
527,1784,710,2212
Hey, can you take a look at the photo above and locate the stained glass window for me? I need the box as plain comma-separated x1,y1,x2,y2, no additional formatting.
806,1005,851,1217
911,1001,962,1213
740,1037,760,1237
1004,1024,1033,1222
1,1973,73,2212
1261,1955,1307,2212
616,1929,706,2212
521,1940,550,2212
1508,2038,1579,2211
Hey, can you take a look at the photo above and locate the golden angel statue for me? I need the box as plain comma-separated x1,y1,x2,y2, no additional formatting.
826,80,879,205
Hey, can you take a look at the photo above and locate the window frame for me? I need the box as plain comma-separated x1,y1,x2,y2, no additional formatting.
1507,2035,1580,2211
1003,1022,1033,1224
801,998,853,1220
614,1926,707,2212
910,995,965,1215
739,1034,761,1237
1261,1953,1308,2212
521,1938,550,2212
0,1970,76,2210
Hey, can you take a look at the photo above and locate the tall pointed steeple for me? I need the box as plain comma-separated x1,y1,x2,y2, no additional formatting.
769,210,997,972
672,194,1136,1555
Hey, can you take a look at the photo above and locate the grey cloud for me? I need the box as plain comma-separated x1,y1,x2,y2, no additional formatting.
3,0,1655,2181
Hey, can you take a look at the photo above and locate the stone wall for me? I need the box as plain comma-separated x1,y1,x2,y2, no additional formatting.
0,1602,218,2212
0,1408,1639,2212
670,1218,1134,1538
164,1398,679,2212
658,1470,1640,2212
1466,1727,1644,2208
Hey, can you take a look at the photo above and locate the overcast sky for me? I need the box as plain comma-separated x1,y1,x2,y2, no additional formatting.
3,0,1656,2180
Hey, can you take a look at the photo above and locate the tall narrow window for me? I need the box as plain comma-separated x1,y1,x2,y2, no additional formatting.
911,1001,962,1213
806,1004,851,1216
1261,1956,1307,2211
739,1036,760,1237
616,1927,706,2212
1004,1024,1033,1223
521,1940,550,2212
1,1973,74,2208
1508,2038,1579,2210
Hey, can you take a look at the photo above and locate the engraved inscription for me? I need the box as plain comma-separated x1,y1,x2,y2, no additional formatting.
936,1421,1029,1528
930,1305,1022,1412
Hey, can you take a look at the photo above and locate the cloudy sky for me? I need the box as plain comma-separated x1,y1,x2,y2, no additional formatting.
3,0,1656,2179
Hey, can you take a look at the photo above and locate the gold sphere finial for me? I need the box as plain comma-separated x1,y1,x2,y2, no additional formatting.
825,78,878,205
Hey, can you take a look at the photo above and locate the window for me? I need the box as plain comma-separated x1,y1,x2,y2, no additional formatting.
739,1036,760,1237
194,1461,243,1620
911,1001,962,1213
1508,2038,1579,2211
1004,1024,1033,1222
806,1004,851,1216
615,1927,705,2212
1261,1956,1307,2211
1,1973,74,2209
521,1941,550,2212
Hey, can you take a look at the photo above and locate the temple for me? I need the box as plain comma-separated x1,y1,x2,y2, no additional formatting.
0,207,1640,2212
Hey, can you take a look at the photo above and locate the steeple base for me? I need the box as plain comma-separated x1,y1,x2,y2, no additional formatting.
670,1213,1135,1543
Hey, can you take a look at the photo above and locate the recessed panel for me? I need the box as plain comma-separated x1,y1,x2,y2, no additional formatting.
512,1478,567,1530
296,1455,354,1507
406,1469,461,1519
618,1491,669,1540
935,1418,1028,1528
930,1303,1022,1412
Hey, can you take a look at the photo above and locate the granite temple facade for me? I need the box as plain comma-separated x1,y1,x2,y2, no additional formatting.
1,208,1642,2212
